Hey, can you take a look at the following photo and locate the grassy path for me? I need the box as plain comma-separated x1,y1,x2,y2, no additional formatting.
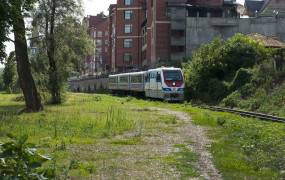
153,108,222,180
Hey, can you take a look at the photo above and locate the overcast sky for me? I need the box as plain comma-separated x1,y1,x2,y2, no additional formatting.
2,0,245,67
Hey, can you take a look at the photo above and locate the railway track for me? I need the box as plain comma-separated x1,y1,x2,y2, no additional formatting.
202,106,285,123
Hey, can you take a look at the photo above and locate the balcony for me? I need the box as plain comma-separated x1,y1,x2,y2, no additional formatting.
171,52,185,61
210,18,238,27
171,20,186,30
171,37,185,46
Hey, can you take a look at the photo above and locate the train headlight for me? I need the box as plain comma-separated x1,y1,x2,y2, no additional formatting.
162,88,172,92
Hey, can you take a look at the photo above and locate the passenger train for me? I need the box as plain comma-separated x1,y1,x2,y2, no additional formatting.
108,67,185,101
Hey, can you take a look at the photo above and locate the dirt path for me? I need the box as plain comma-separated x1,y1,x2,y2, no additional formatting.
151,108,222,180
69,107,222,179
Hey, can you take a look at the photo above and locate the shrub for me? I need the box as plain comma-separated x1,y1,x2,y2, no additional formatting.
230,68,253,92
183,34,268,103
0,134,53,179
221,91,241,108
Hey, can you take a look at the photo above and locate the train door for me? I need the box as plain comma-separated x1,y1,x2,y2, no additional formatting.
149,71,156,98
156,71,163,98
144,72,150,97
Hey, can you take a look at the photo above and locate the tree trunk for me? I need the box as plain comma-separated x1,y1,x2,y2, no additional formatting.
12,5,43,112
47,0,61,104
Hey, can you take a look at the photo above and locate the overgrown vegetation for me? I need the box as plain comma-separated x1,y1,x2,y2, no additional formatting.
183,33,285,116
0,134,52,179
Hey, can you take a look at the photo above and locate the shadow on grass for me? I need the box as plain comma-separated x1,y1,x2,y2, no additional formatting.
0,104,25,116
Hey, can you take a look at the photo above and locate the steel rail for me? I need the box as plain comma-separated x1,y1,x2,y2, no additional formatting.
202,106,285,123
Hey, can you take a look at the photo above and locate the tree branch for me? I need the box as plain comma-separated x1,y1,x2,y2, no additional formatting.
5,36,15,43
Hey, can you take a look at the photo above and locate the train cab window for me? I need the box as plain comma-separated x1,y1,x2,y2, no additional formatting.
163,70,183,81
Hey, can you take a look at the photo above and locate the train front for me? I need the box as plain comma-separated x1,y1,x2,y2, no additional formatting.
161,68,185,102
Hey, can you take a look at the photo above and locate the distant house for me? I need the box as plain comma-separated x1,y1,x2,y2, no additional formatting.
247,33,285,48
244,0,265,17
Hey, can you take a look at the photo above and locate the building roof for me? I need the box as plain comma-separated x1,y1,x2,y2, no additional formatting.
248,33,285,48
245,0,265,15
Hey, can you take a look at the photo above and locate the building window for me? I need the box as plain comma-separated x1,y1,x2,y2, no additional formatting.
96,39,102,46
124,0,133,5
124,39,133,48
124,53,132,64
97,31,102,37
105,31,108,36
124,10,133,20
93,31,96,38
105,40,108,45
124,24,133,33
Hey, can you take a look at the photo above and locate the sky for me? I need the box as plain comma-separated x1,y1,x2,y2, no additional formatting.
2,0,246,68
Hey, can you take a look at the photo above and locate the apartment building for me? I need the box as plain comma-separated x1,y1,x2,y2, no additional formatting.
83,14,110,75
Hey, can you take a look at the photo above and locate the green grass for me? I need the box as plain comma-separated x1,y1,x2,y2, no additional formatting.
0,92,197,178
0,92,284,179
163,144,198,179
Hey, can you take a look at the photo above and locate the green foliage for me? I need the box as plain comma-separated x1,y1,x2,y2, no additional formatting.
3,52,17,93
0,134,52,179
229,68,252,92
183,34,268,103
0,68,4,91
221,58,285,116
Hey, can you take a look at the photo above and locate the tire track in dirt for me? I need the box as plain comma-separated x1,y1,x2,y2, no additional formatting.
150,108,222,180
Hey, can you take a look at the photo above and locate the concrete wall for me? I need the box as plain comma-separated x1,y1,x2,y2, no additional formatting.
186,17,285,57
69,77,108,92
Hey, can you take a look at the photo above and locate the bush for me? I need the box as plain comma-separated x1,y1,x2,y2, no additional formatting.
0,134,53,179
221,91,241,108
230,68,253,92
183,34,268,103
208,78,229,102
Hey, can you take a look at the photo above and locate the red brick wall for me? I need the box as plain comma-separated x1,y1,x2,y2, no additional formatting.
95,19,110,71
112,0,144,71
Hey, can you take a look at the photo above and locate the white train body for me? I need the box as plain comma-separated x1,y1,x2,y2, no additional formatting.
108,67,184,101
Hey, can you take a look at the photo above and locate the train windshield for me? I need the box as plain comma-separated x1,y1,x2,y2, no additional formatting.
163,70,183,81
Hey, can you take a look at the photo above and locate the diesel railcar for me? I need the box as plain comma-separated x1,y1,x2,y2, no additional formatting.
108,67,184,101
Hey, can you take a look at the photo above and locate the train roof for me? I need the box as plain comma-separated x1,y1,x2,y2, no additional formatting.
108,67,182,77
147,67,182,71
109,71,146,77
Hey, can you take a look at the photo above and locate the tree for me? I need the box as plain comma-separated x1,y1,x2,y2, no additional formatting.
0,67,4,91
3,52,17,93
32,0,92,104
0,0,43,112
